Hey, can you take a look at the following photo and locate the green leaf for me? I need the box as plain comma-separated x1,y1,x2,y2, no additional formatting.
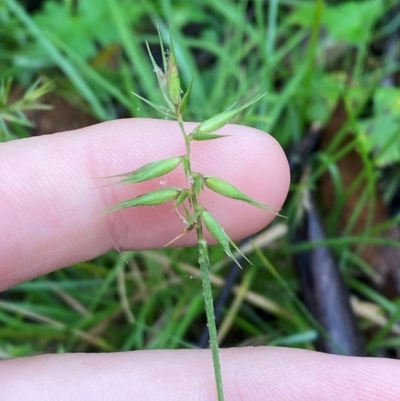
157,25,168,74
105,187,182,213
203,176,279,214
104,157,182,185
190,132,229,141
356,87,400,166
201,209,250,268
193,93,266,134
323,0,381,45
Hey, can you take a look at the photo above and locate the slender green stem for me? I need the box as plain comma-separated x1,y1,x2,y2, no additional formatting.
197,234,225,401
177,116,191,159
176,113,225,401
128,32,270,401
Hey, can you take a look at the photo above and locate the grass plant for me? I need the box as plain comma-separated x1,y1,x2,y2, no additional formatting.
0,77,52,140
103,31,279,401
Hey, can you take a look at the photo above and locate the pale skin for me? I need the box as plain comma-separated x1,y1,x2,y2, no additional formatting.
0,119,399,400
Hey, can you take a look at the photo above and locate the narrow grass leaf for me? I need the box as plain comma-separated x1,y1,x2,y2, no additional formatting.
157,25,168,73
202,209,249,268
47,32,133,114
105,157,182,185
105,187,181,213
193,93,266,134
190,132,229,141
5,0,109,120
204,176,278,213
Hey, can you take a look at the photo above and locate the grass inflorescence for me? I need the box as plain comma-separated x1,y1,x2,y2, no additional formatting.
104,31,278,401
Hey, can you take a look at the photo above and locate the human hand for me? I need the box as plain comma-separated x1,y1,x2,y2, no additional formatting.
1,119,399,400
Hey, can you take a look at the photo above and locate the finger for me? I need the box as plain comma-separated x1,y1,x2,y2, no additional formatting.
1,347,399,401
0,118,290,289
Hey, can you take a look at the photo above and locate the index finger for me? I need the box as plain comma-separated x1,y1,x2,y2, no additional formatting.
0,118,290,290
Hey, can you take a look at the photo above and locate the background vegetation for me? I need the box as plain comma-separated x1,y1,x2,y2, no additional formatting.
1,0,400,361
